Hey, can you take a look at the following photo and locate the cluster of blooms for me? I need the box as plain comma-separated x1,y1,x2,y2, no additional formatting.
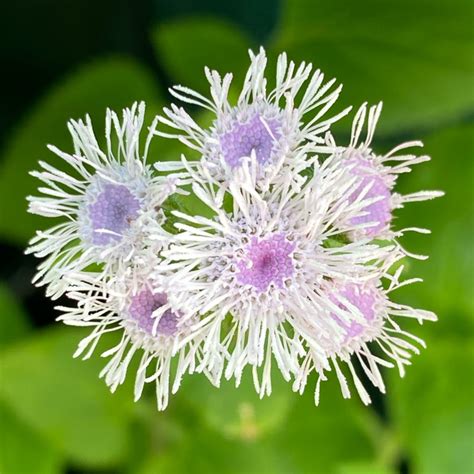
27,49,442,410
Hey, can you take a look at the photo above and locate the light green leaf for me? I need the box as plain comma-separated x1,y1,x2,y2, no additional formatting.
0,57,162,245
178,368,294,440
336,462,395,474
152,17,254,94
0,282,31,348
388,340,474,474
138,429,291,474
272,0,474,134
0,401,63,474
268,376,380,474
172,369,381,474
0,327,136,468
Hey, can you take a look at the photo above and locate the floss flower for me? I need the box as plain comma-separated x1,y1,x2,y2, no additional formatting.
154,47,348,188
57,254,222,410
27,48,442,410
293,261,437,405
337,102,444,241
156,153,395,397
26,102,179,299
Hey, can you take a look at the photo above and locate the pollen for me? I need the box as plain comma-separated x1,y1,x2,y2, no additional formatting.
219,114,281,168
236,233,295,293
88,184,141,245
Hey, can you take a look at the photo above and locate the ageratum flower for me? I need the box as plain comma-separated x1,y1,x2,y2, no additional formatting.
293,260,437,405
153,47,349,188
336,102,444,242
25,50,443,411
57,253,222,410
156,153,395,397
26,103,181,299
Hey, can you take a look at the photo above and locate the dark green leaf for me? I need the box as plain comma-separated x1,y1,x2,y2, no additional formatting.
152,17,254,94
388,340,474,474
394,123,474,338
0,283,31,349
272,0,474,134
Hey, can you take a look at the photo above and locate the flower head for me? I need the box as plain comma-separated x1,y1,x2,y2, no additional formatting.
293,266,437,405
58,256,221,410
154,48,349,187
26,50,442,411
26,102,179,298
235,233,296,293
129,288,179,336
157,154,395,396
87,183,141,246
337,103,444,241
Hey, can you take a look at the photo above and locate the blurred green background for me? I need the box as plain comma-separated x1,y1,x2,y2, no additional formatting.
0,0,473,473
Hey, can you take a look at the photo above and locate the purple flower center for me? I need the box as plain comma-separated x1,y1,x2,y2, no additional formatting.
220,114,281,168
331,284,377,339
236,233,295,293
348,157,392,237
129,289,178,336
88,183,141,245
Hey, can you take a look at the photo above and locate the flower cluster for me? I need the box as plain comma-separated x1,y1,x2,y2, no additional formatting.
27,48,442,410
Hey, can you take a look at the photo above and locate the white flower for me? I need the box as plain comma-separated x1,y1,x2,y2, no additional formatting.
26,102,180,299
334,102,444,243
24,50,443,411
155,153,396,397
293,259,437,406
153,47,349,188
57,253,222,411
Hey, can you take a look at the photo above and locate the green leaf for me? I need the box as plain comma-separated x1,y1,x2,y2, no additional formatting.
138,428,291,474
0,57,162,245
0,401,63,474
336,462,395,474
268,376,380,474
0,282,31,349
129,386,291,474
172,369,381,474
388,340,474,474
272,0,474,134
393,123,474,338
178,368,294,440
0,327,136,468
152,17,254,94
